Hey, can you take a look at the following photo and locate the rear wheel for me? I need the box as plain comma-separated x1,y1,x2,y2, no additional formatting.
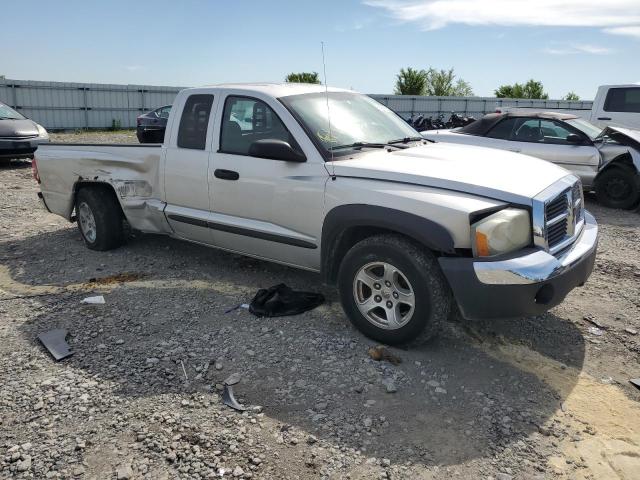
75,187,125,251
595,166,640,210
337,234,451,345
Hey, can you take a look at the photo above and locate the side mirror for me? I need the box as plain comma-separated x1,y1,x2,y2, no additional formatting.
248,139,306,162
566,133,584,145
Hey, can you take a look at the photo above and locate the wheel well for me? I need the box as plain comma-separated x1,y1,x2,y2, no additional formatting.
72,182,124,220
597,153,638,181
323,226,431,286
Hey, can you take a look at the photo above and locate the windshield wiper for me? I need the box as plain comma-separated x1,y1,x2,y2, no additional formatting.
329,141,409,151
387,136,424,144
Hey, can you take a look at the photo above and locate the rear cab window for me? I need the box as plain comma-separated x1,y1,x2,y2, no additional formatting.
604,87,640,113
177,94,214,150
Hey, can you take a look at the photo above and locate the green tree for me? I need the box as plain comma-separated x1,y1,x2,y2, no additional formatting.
425,68,474,96
564,91,580,101
285,72,321,84
395,67,473,96
495,79,549,99
394,67,427,95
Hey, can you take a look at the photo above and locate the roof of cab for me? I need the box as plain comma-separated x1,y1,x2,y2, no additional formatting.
184,82,352,98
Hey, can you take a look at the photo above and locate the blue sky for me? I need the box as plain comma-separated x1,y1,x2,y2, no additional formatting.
2,0,639,100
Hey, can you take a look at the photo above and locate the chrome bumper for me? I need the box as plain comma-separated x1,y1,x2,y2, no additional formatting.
474,211,598,285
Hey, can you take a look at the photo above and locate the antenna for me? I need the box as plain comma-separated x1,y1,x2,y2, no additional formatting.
321,41,335,178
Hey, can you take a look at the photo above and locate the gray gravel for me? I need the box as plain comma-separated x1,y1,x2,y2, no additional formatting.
1,136,639,478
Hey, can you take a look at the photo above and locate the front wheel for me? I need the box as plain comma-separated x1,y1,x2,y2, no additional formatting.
595,166,640,210
337,234,451,345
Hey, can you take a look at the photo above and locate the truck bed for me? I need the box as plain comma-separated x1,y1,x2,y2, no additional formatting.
36,143,164,229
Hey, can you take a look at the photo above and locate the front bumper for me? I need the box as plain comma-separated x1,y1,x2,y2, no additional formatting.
439,211,598,320
0,138,38,160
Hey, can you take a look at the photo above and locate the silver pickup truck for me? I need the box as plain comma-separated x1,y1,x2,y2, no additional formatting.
34,83,598,344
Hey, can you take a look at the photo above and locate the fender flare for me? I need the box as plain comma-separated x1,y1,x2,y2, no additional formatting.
320,204,456,283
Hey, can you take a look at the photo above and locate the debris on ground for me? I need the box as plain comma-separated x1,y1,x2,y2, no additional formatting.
81,295,105,305
588,326,604,336
222,373,247,411
248,283,324,317
583,315,606,330
224,303,250,314
38,329,73,360
630,379,640,391
625,328,638,335
367,345,402,365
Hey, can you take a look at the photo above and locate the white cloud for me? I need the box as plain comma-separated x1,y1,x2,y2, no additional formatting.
125,65,145,72
603,26,640,38
544,43,613,55
364,0,640,37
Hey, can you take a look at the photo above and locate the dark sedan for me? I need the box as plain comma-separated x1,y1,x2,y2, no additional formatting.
136,105,171,143
0,101,49,161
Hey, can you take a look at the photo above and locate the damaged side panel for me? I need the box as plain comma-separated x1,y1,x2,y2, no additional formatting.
36,144,173,235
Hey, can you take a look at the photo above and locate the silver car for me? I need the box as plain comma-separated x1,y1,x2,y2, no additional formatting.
423,112,640,209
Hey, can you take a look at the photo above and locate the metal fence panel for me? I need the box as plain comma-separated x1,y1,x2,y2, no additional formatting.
369,94,593,120
0,78,184,130
0,78,594,130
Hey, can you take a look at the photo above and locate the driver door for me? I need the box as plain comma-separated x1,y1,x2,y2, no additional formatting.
209,94,327,268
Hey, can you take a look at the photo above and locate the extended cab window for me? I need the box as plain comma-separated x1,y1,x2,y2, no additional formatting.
219,96,298,155
177,95,214,150
604,87,640,113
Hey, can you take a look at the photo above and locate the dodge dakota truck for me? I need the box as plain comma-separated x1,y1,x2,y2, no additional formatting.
34,84,598,344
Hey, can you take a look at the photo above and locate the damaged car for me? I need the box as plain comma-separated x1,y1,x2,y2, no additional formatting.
422,112,640,209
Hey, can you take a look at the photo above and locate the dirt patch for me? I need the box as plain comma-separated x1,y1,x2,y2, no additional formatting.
87,272,146,285
485,342,640,480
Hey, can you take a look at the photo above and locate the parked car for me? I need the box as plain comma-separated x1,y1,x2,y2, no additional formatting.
34,84,598,345
496,84,640,131
0,101,49,162
136,105,171,143
422,111,640,209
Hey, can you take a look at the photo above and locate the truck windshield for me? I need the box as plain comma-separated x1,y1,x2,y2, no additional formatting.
280,92,420,158
0,103,26,120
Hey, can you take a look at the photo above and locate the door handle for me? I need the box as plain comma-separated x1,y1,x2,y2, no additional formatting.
597,117,611,121
509,148,521,153
214,169,239,180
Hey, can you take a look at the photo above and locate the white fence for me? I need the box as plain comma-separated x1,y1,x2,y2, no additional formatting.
0,78,593,130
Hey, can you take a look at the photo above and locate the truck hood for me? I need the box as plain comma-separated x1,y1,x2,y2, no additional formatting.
328,143,571,204
0,119,39,138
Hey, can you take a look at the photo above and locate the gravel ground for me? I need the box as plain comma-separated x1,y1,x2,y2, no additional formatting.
1,134,640,479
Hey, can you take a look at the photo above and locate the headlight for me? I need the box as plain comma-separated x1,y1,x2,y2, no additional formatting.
471,208,531,257
36,124,49,141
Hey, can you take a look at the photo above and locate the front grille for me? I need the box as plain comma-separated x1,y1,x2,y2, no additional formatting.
542,179,584,254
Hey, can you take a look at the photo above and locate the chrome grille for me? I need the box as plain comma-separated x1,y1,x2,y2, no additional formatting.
533,176,585,256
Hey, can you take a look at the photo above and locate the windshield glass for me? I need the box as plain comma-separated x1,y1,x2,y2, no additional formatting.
565,118,603,140
281,92,420,157
0,102,25,120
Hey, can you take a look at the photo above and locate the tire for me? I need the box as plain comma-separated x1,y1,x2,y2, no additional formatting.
595,166,640,210
75,187,125,251
137,131,150,143
337,233,451,345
